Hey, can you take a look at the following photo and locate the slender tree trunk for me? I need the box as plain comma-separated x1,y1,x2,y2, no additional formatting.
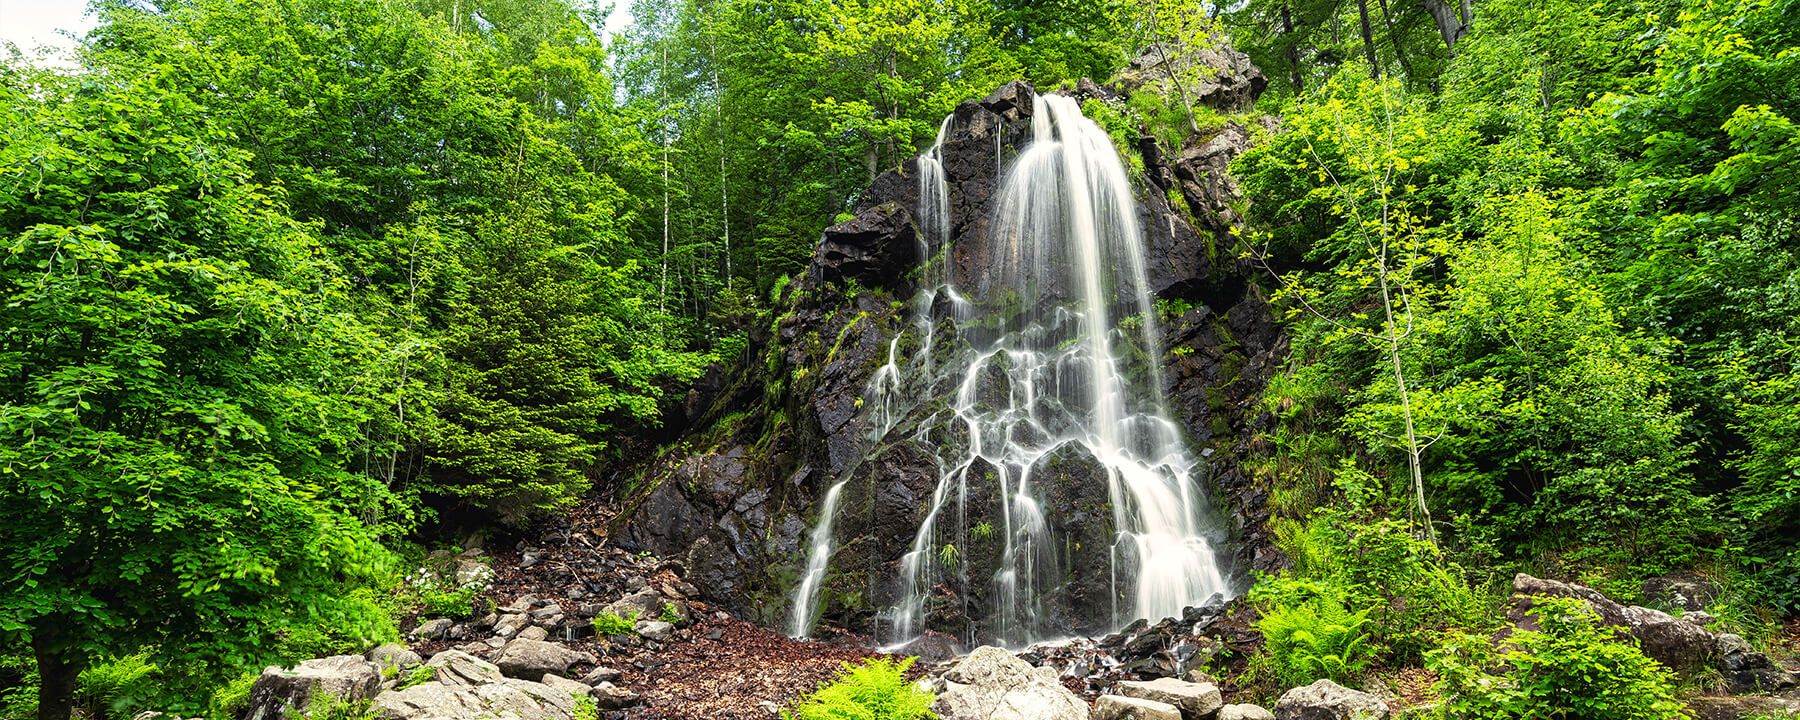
34,638,81,720
1375,243,1435,544
660,44,671,314
1281,2,1304,92
711,32,730,284
1356,0,1381,79
1148,7,1201,133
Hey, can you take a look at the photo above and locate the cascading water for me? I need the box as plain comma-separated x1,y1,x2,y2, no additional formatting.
790,92,1229,647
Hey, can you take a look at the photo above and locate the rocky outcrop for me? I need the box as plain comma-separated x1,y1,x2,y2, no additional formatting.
243,656,382,720
1508,574,1800,693
1115,41,1268,114
929,646,1091,720
612,36,1289,639
811,202,920,289
1272,680,1390,720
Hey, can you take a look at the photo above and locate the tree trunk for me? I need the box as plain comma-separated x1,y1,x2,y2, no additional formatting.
1420,0,1467,57
1281,2,1304,92
1356,0,1381,79
34,639,81,720
660,44,671,314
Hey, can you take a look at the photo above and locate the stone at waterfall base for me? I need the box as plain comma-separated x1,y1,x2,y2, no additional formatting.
1274,680,1390,720
1220,705,1277,720
1117,677,1224,719
1096,695,1183,720
929,646,1090,720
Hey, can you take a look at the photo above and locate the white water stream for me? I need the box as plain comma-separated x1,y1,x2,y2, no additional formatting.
790,93,1228,647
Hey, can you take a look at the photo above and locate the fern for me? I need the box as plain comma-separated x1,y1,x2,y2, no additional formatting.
784,657,936,720
1257,592,1377,687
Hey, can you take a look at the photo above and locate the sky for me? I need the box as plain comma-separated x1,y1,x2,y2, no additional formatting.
0,0,97,67
0,0,634,68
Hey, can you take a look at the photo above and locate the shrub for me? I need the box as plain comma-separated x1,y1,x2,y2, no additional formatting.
1428,597,1684,720
1252,580,1377,688
406,563,494,618
75,653,159,720
660,603,683,624
784,656,935,720
595,611,638,636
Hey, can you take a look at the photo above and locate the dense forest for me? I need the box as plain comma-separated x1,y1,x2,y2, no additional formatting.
1,0,1796,717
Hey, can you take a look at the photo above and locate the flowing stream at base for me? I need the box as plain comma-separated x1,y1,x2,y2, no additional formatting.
789,93,1229,647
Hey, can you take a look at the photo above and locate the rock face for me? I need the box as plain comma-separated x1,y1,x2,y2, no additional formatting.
1273,680,1390,720
612,36,1288,640
931,646,1092,720
243,656,383,720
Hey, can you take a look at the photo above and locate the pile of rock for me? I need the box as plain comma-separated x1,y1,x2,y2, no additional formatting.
1018,594,1258,697
236,639,639,720
237,641,637,720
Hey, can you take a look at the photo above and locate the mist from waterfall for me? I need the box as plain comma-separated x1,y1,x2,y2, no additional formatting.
790,93,1229,648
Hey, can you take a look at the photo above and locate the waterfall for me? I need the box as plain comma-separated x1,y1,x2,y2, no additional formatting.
790,93,1229,647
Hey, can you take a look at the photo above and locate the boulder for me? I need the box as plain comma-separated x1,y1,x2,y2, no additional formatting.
593,682,642,710
1510,574,1717,675
1096,695,1183,720
1273,680,1389,720
1220,705,1276,720
518,626,550,642
365,643,422,671
540,673,595,699
603,589,664,621
243,655,382,720
411,619,453,641
1115,40,1267,113
1117,677,1224,719
425,650,503,690
932,646,1090,720
492,639,590,680
1717,634,1800,693
579,666,622,686
493,613,529,638
371,683,491,720
637,620,676,642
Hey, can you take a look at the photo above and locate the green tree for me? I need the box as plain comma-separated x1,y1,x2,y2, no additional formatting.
0,65,395,719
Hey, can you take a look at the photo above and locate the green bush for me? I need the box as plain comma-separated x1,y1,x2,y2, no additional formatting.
1252,580,1377,688
595,611,638,636
1428,597,1684,720
784,656,935,720
76,653,160,720
406,563,494,619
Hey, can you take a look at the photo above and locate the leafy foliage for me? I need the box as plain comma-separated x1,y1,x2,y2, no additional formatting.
784,656,935,720
1252,580,1376,687
1429,598,1684,720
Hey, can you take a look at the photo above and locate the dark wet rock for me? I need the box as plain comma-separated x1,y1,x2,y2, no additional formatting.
812,202,919,290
